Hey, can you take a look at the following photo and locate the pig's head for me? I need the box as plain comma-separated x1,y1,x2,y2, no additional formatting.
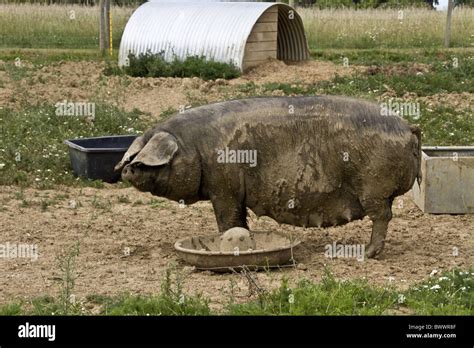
114,131,201,203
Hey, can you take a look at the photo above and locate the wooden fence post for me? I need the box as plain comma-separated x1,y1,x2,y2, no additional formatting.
444,0,454,48
105,0,111,54
99,0,105,55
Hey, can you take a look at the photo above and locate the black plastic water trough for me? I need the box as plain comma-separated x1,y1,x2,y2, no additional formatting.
64,135,137,183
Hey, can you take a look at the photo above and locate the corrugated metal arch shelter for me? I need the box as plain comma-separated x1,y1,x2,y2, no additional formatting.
118,2,309,72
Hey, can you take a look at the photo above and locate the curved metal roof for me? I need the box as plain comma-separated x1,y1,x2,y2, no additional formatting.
118,2,309,71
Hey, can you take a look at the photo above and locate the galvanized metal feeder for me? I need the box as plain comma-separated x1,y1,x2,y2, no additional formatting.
174,231,301,272
412,146,474,214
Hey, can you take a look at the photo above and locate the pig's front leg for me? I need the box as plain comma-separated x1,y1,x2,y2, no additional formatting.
210,194,248,232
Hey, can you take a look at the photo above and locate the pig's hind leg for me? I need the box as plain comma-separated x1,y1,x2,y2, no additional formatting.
360,196,394,258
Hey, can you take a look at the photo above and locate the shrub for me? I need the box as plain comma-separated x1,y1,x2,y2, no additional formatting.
124,52,241,80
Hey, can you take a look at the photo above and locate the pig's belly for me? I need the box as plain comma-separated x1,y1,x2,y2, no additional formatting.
248,189,366,228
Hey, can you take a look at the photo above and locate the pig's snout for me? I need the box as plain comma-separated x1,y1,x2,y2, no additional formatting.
122,164,136,182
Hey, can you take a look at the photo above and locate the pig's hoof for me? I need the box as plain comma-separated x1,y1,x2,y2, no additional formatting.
365,242,384,259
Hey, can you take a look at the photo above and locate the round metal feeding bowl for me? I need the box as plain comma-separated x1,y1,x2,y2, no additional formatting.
174,231,301,272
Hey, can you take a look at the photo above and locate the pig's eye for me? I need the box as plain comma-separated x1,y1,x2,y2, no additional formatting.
133,162,159,171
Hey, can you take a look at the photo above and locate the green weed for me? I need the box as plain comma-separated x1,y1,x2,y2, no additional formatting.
0,103,150,187
123,52,241,80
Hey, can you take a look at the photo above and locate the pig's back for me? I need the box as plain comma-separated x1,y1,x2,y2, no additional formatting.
160,96,412,151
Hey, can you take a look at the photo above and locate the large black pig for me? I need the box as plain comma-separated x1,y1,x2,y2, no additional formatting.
115,96,422,258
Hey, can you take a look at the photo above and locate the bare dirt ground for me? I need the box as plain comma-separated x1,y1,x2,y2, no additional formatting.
2,58,471,119
0,58,366,116
0,185,472,312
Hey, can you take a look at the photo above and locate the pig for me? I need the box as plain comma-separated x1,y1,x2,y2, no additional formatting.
115,96,422,258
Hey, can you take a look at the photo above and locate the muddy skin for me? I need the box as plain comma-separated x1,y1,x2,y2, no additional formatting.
115,96,422,259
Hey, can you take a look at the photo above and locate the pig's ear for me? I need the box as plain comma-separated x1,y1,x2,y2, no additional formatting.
131,132,178,167
114,136,146,171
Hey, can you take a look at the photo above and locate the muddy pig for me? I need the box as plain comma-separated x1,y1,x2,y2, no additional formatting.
115,96,422,258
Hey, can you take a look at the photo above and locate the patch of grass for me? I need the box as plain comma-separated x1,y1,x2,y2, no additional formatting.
1,5,472,51
100,268,210,316
310,48,474,66
0,4,131,49
311,48,417,66
405,269,474,315
124,52,241,81
103,59,125,77
0,48,104,65
2,60,32,81
83,180,105,189
159,107,177,121
148,197,167,209
0,103,150,187
226,268,473,316
0,302,22,315
414,105,474,146
236,81,258,95
0,268,472,315
227,270,397,315
4,294,86,316
30,295,68,316
300,7,473,49
314,56,473,97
